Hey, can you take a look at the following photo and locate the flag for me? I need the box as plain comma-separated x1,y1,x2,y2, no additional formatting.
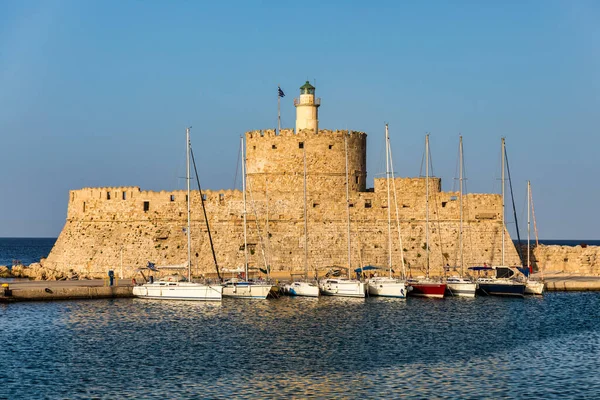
147,261,157,271
278,86,285,98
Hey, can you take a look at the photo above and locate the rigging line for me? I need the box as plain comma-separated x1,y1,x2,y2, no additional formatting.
452,138,461,193
504,147,523,266
233,138,242,190
190,146,222,282
245,166,270,278
427,139,446,270
530,185,540,246
388,136,406,279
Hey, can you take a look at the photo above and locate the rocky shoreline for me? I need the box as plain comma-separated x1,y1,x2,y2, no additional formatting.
0,260,92,281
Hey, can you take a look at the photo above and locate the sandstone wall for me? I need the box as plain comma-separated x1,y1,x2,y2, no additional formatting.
44,176,522,279
529,245,600,275
246,129,367,195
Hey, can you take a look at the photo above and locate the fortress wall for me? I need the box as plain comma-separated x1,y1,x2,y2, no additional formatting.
45,177,521,279
530,245,600,275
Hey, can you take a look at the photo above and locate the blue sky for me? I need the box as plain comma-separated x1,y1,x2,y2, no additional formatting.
0,0,598,239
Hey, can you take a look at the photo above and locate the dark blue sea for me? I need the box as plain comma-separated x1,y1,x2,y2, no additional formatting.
0,238,56,266
2,239,600,399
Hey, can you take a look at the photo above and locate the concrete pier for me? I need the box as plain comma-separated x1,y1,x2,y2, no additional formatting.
544,275,600,291
1,279,133,302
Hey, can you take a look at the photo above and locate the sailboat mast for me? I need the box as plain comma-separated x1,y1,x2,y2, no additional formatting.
459,136,464,277
527,180,531,271
265,179,270,272
385,124,393,279
344,134,352,278
501,137,505,266
303,139,309,281
186,127,192,283
425,134,430,279
241,136,248,280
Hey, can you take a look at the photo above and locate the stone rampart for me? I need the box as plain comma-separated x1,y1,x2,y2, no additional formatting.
528,244,600,275
45,177,522,279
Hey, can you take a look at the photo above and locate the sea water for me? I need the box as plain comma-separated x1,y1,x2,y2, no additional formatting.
1,239,600,399
1,294,600,399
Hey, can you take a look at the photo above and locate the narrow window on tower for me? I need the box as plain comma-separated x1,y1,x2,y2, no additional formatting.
272,144,277,149
106,192,111,200
365,199,372,208
328,145,333,150
299,142,304,149
122,192,126,200
170,195,175,202
355,176,359,184
143,201,150,212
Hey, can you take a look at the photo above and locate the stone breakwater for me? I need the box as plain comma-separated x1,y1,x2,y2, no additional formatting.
0,262,91,281
530,244,600,275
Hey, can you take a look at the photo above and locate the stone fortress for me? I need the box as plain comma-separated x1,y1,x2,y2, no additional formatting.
45,81,592,279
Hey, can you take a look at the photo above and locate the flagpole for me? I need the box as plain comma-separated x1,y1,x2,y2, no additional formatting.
277,84,281,133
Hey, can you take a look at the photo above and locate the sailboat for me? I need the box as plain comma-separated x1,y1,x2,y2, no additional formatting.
524,180,545,295
222,136,276,299
367,124,408,298
283,137,319,297
475,138,526,297
445,136,477,297
132,127,223,301
319,133,366,298
407,134,447,298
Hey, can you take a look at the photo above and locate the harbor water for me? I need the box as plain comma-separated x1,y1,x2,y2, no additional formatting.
2,293,600,399
2,238,600,398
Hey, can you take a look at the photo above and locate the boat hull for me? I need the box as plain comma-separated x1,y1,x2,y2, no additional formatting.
319,279,366,298
132,282,223,301
525,280,545,295
408,282,446,298
222,283,275,299
477,282,525,297
284,282,320,297
446,282,477,297
367,279,407,298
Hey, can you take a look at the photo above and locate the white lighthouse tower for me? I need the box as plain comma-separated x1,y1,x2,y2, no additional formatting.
294,81,320,133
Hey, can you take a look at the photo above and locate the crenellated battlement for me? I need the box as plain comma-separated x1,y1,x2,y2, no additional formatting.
245,128,366,140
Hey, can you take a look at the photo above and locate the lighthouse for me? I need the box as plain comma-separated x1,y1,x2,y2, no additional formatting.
294,81,320,133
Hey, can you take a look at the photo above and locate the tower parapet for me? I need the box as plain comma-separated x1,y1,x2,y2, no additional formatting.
246,129,366,195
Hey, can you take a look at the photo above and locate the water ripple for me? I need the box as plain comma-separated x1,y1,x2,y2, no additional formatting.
1,292,599,399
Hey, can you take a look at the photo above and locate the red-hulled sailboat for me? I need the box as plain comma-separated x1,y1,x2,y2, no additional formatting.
407,134,446,299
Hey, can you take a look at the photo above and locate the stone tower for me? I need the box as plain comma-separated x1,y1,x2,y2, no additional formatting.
294,81,320,133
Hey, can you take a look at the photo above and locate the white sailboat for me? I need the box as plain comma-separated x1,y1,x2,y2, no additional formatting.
367,124,407,298
525,180,545,295
319,133,366,298
132,127,223,301
222,136,276,299
445,136,477,297
283,138,319,297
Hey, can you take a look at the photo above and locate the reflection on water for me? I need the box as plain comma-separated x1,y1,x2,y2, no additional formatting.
1,293,600,399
